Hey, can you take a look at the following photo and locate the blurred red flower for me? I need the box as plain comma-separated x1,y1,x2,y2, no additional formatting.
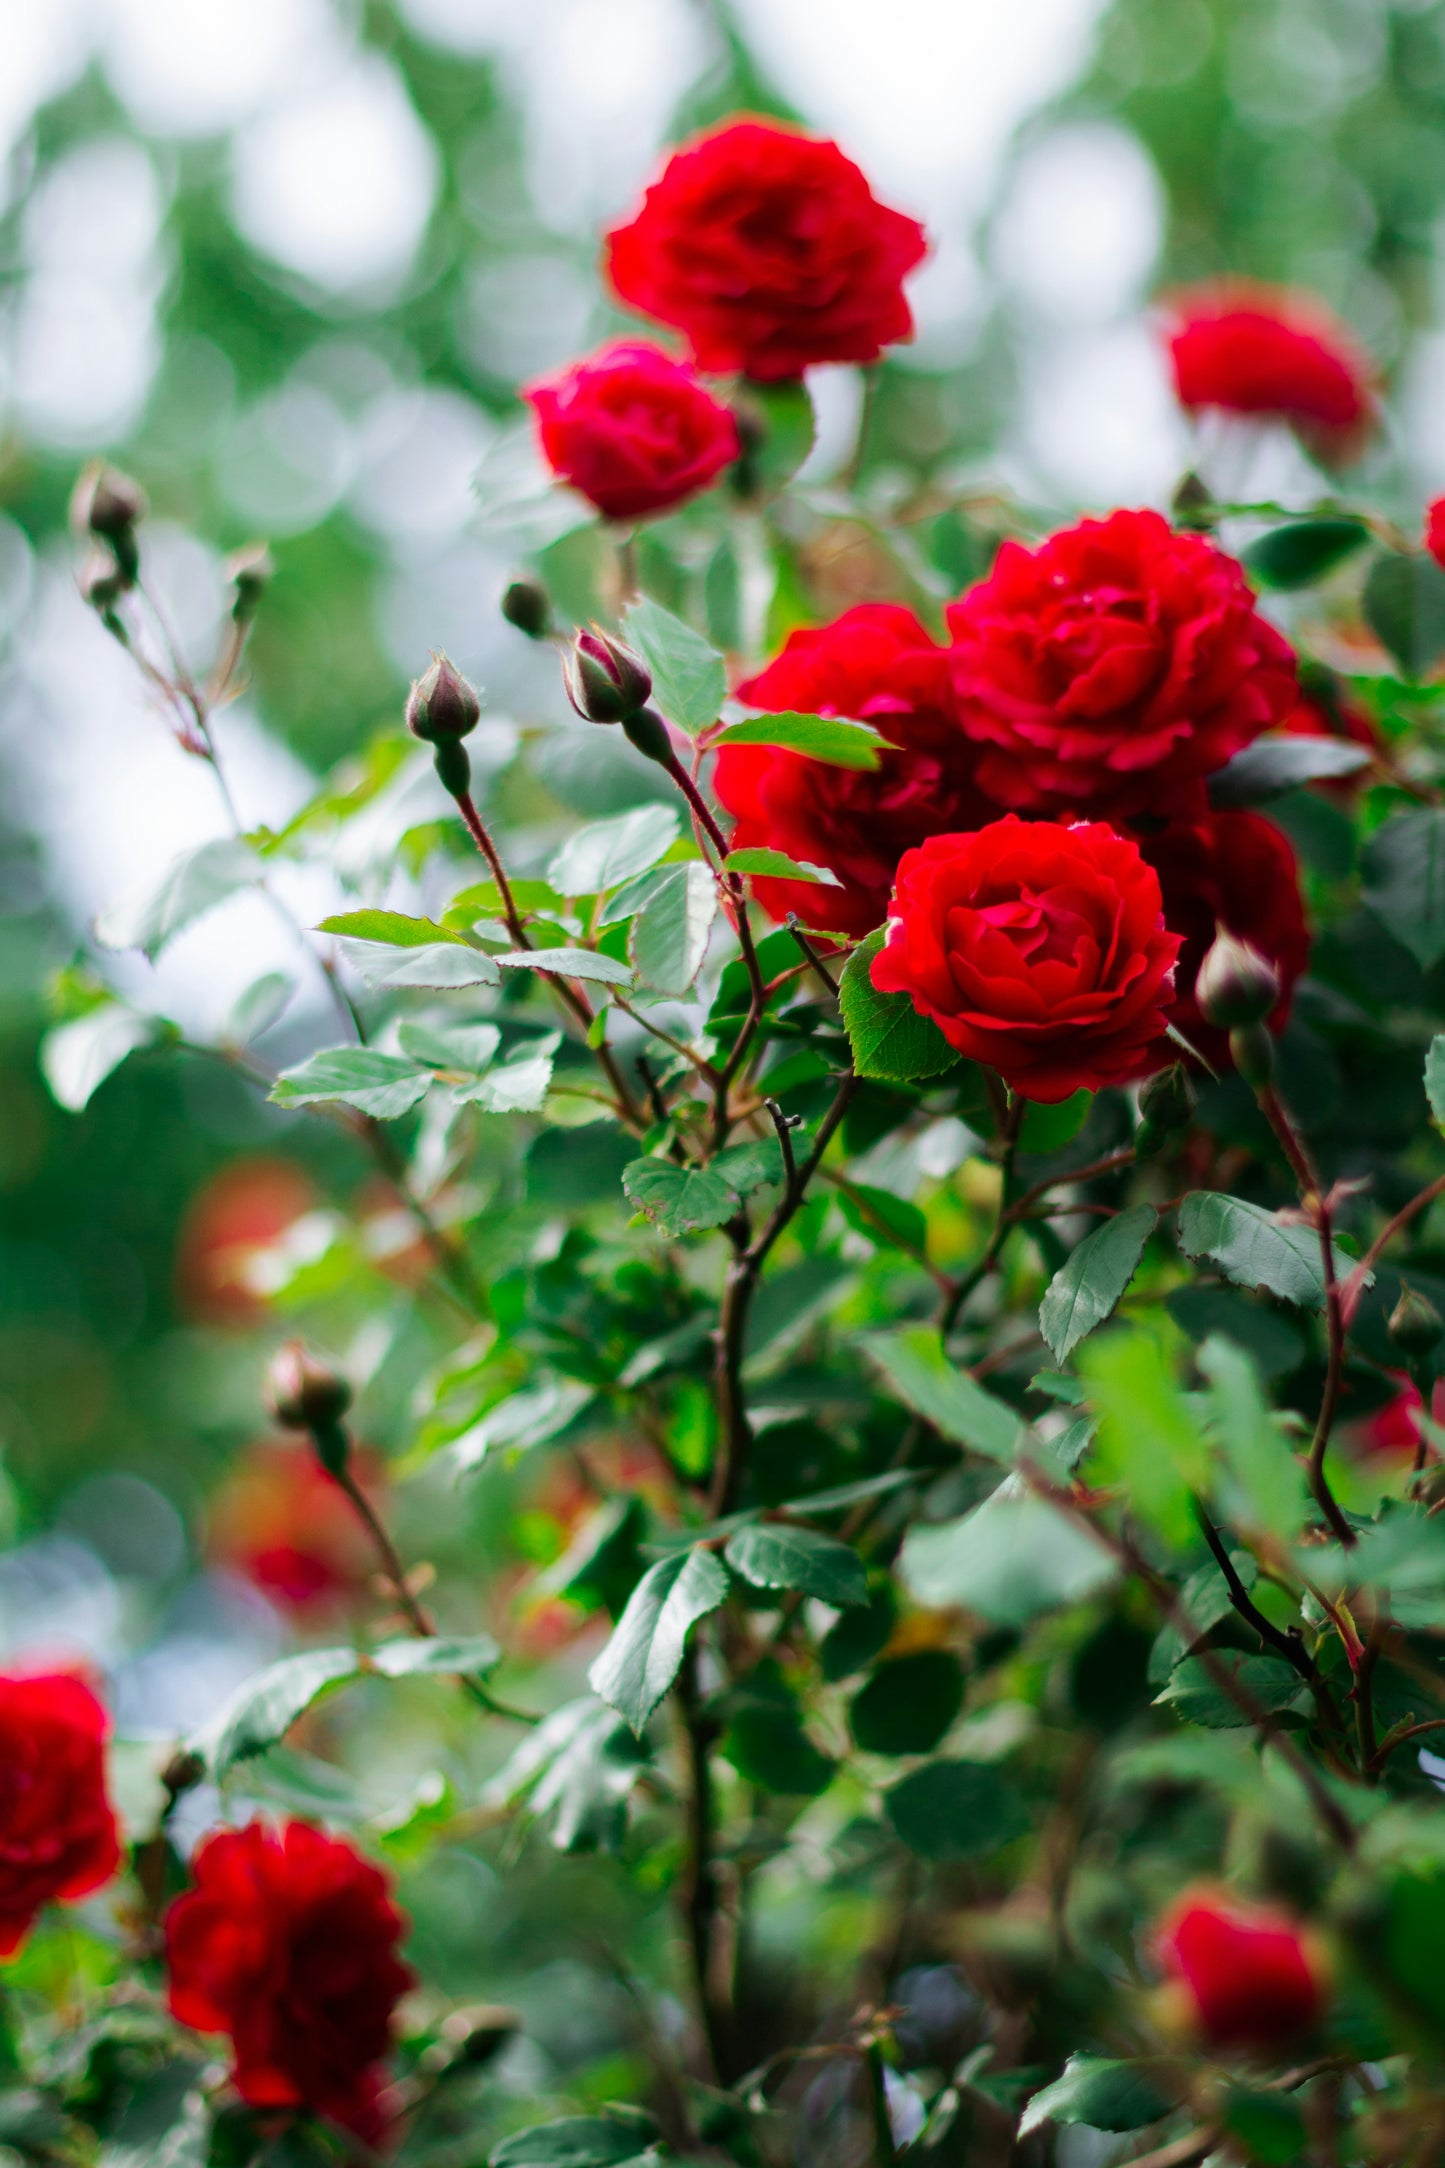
524,341,740,521
1165,282,1376,460
1426,499,1445,571
1156,1886,1326,2050
209,1440,381,1615
605,117,927,382
166,1819,414,2145
0,1670,120,1954
175,1158,316,1327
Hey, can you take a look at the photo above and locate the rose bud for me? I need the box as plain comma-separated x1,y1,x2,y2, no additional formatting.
1389,1284,1444,1360
1135,1062,1196,1156
1195,929,1280,1031
71,460,147,543
501,577,553,641
405,653,482,744
562,627,652,724
79,549,127,614
1155,1887,1328,2052
225,542,274,626
266,1341,353,1434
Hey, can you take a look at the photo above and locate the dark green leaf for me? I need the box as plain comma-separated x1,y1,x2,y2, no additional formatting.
1363,550,1445,679
884,1757,1029,1861
1019,2057,1173,2138
1155,1653,1306,1728
270,1047,430,1119
742,378,815,487
629,860,717,993
548,805,680,895
588,1546,730,1733
1224,2086,1308,2165
839,929,960,1081
1039,1205,1156,1364
623,1157,741,1236
721,1700,834,1796
850,1651,964,1754
901,1478,1114,1625
1428,1036,1445,1126
491,2112,660,2168
712,710,885,769
1177,1192,1347,1309
1018,1090,1093,1154
862,1326,1021,1461
710,1137,784,1196
722,846,843,887
724,1522,868,1607
1209,732,1371,807
1242,517,1368,591
1363,808,1445,970
820,1577,897,1680
1164,1285,1305,1379
95,837,258,959
623,596,726,735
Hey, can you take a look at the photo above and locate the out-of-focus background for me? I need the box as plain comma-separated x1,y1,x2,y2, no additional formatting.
2,0,1445,2078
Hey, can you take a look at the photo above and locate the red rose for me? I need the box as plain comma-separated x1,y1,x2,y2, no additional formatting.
166,1819,414,2144
1156,1887,1326,2050
1165,282,1376,460
1137,808,1310,1070
209,1441,384,1616
523,341,740,522
715,604,993,937
1426,498,1445,570
604,117,927,382
946,510,1297,820
872,816,1180,1101
0,1670,120,1954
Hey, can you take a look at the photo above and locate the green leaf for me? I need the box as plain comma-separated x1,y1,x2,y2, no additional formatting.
710,1137,784,1196
337,939,499,989
724,1522,867,1607
488,1698,648,1855
199,1648,360,1779
1363,808,1445,970
94,836,258,959
40,1006,156,1112
399,1020,503,1074
588,1546,730,1733
723,846,843,887
454,1040,558,1113
1039,1206,1156,1364
622,1156,741,1236
1198,1334,1309,1542
1018,1089,1094,1154
270,1046,430,1119
495,946,634,986
850,1650,964,1754
1242,516,1368,591
884,1757,1030,1861
1428,1037,1445,1126
548,804,680,895
1363,550,1445,679
712,710,885,770
741,378,815,488
1019,2057,1173,2138
623,596,727,735
491,2113,660,2168
1077,1326,1210,1545
1164,1285,1306,1380
319,909,464,946
629,860,717,993
370,1634,502,1678
451,1378,595,1471
861,1326,1021,1462
1223,2088,1308,2165
224,970,295,1043
1208,732,1371,807
1176,1191,1344,1310
721,1699,835,1796
839,929,960,1082
1155,1653,1306,1729
836,1181,929,1255
901,1477,1114,1625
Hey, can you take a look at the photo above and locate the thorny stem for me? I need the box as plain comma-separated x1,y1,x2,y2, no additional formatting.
1193,1502,1316,1684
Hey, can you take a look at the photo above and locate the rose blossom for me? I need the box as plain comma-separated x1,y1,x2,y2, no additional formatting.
1165,282,1376,459
1156,1887,1327,2050
166,1819,414,2144
871,816,1180,1102
1137,808,1310,1070
0,1670,120,1954
523,341,740,522
714,604,994,937
604,117,927,382
1427,499,1445,571
946,509,1297,820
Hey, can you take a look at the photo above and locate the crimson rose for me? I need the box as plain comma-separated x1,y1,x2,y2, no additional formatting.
523,341,740,522
715,604,992,937
1165,282,1375,460
872,816,1180,1101
1138,808,1310,1070
166,1819,414,2143
605,118,927,382
1427,498,1445,570
945,509,1297,819
1156,1888,1326,2050
0,1670,120,1954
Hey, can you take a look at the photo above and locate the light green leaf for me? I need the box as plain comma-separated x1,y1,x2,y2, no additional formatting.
548,804,680,896
1020,2057,1172,2138
1199,1334,1309,1542
199,1648,360,1779
40,1006,157,1112
839,928,959,1082
723,847,843,887
623,1156,741,1236
397,1021,503,1074
336,939,499,990
95,836,258,959
1177,1191,1346,1310
270,1046,431,1119
901,1477,1114,1625
710,1137,784,1196
629,860,717,993
862,1326,1021,1462
1078,1326,1210,1544
487,1698,648,1855
724,1523,867,1608
495,947,634,986
370,1634,502,1678
712,710,885,770
1363,807,1445,971
453,1039,558,1113
1039,1206,1156,1364
224,970,295,1044
452,1379,595,1472
623,596,727,735
588,1546,730,1733
319,909,465,947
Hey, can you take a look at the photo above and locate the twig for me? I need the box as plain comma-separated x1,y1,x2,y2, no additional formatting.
785,915,841,1000
1193,1503,1316,1683
1343,1170,1445,1311
764,1097,798,1187
865,2042,896,2168
674,1642,726,2083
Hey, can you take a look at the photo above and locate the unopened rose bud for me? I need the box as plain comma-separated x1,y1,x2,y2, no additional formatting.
1389,1284,1444,1359
1196,929,1280,1031
406,653,482,745
161,1748,206,1800
79,549,127,614
562,627,651,724
501,578,552,641
267,1342,353,1433
226,542,274,626
1135,1062,1195,1156
71,461,147,543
